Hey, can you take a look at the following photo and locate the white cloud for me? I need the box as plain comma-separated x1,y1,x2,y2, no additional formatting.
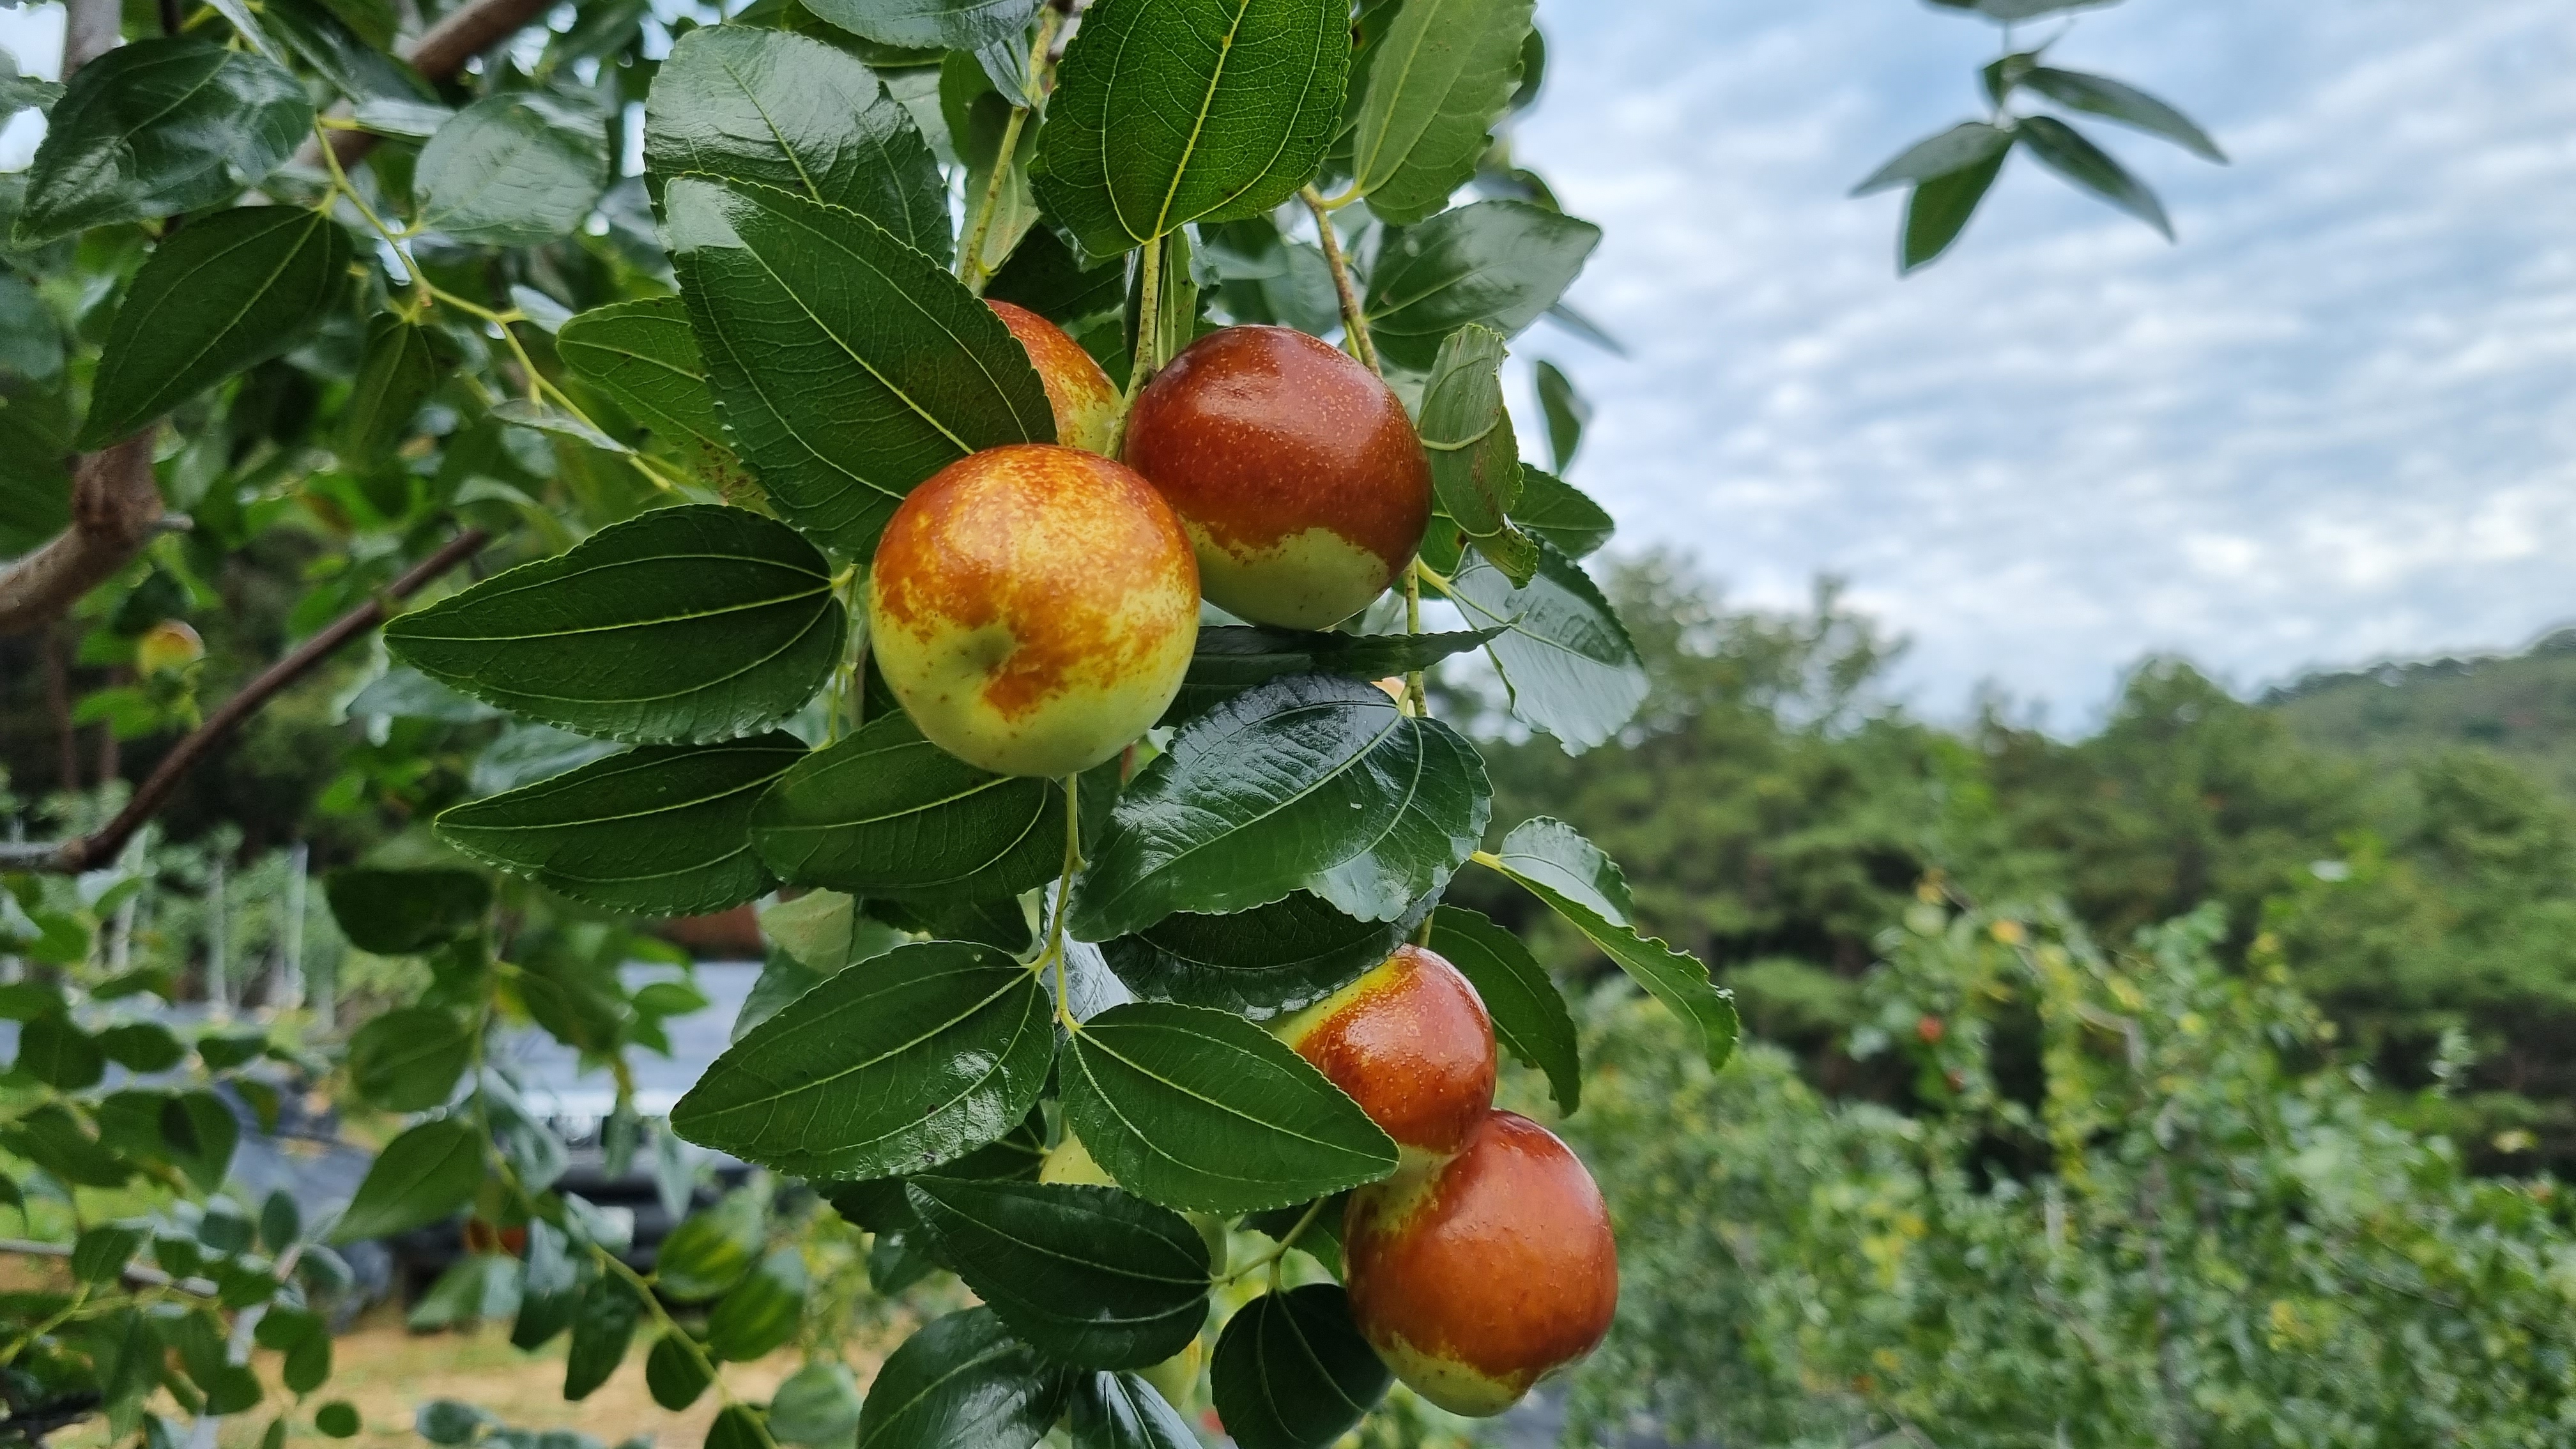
1520,0,2576,723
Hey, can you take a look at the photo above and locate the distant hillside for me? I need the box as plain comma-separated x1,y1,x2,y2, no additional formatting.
2264,629,2576,796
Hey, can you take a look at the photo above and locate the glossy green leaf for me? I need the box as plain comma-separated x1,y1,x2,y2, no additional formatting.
799,0,1038,51
768,1361,864,1446
1073,675,1490,940
0,53,63,116
705,1247,808,1361
855,1307,1070,1449
663,176,1053,558
15,1015,103,1089
416,91,610,245
557,297,729,459
1163,627,1499,725
1853,119,2014,195
655,1191,763,1301
1533,360,1587,473
342,313,459,463
562,1273,642,1400
644,1332,711,1409
346,1006,473,1112
1101,889,1433,1020
262,0,434,107
96,1023,185,1074
646,26,950,263
2022,66,2224,162
1415,323,1523,566
1363,200,1600,372
1031,0,1351,257
329,1119,482,1243
436,733,802,915
1428,905,1576,1112
750,713,1069,901
2019,114,2172,239
1060,1000,1398,1214
1512,467,1613,558
906,1178,1210,1369
1208,1285,1388,1449
386,505,845,744
1439,541,1647,751
671,941,1054,1179
13,40,310,245
986,223,1130,324
1345,0,1535,225
1068,1373,1197,1449
1901,139,2012,273
322,868,489,954
1485,816,1736,1070
77,207,352,448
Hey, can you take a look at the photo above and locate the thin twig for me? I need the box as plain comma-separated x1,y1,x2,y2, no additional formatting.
1301,187,1379,376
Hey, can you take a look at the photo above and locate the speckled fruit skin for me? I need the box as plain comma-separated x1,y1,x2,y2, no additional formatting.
990,300,1120,456
870,443,1199,778
1344,1111,1618,1418
1123,325,1432,630
1273,945,1496,1165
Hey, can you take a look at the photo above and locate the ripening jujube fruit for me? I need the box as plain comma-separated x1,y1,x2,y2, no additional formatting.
135,618,204,675
1123,325,1432,631
869,443,1198,777
1272,944,1496,1163
990,299,1120,456
1342,1110,1618,1417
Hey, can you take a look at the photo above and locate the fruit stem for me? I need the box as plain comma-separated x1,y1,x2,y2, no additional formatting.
1040,772,1082,1029
1126,238,1167,399
1300,187,1379,376
1218,1195,1328,1284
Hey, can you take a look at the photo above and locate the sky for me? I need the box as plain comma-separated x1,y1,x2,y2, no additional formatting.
6,1,2574,723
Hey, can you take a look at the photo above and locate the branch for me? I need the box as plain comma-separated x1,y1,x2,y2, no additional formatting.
0,528,489,875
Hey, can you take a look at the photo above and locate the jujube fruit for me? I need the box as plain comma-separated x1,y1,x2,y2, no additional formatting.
1272,944,1496,1163
1342,1110,1618,1417
1123,325,1432,630
869,443,1198,777
990,299,1119,456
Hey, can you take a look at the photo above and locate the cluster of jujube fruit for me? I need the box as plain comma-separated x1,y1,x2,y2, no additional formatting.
868,302,1616,1417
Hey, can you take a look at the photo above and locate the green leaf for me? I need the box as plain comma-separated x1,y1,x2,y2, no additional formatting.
323,868,490,954
557,296,728,462
1362,200,1600,372
509,1220,579,1350
1068,1373,1197,1449
1427,906,1576,1113
1,1103,131,1187
261,0,432,107
77,207,352,447
663,176,1053,558
705,1247,808,1361
415,1401,491,1446
316,1403,361,1438
70,1223,144,1285
1101,889,1434,1020
96,1022,185,1073
645,1332,712,1410
0,52,63,116
346,1006,473,1112
13,40,310,245
329,1119,482,1243
15,1014,103,1089
386,505,845,744
1439,540,1647,751
1345,0,1535,225
2018,114,2172,239
416,91,610,246
1901,139,2012,273
1852,119,2014,196
1532,360,1587,474
672,940,1054,1179
1163,626,1499,726
112,1089,236,1191
342,313,459,463
1031,0,1352,257
1511,467,1613,558
436,733,802,915
1060,1000,1397,1214
800,0,1038,51
769,1361,865,1447
749,713,1070,901
1208,1285,1388,1449
1414,323,1521,556
656,1191,763,1301
988,223,1130,324
857,1307,1071,1449
563,1273,643,1400
1484,816,1736,1070
2022,66,2223,162
905,1178,1210,1369
645,26,951,263
1071,675,1490,940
